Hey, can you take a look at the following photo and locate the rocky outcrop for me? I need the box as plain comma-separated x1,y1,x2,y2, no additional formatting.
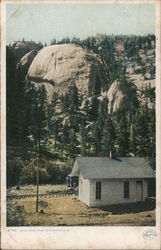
11,41,41,61
107,80,130,113
17,49,38,74
28,44,107,100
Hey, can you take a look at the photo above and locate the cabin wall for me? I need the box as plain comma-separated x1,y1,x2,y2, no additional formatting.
78,173,90,206
144,179,148,197
88,178,148,207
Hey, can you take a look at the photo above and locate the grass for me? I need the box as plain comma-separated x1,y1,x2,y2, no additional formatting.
7,184,68,196
7,193,155,226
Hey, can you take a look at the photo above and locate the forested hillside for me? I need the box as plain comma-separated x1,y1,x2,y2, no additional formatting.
7,34,155,187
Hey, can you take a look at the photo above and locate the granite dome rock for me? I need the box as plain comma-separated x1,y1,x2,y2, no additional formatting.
107,80,137,113
28,44,107,100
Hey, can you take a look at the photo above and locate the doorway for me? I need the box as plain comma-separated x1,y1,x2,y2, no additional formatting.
136,181,143,201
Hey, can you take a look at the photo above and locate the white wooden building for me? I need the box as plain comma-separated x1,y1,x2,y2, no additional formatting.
69,157,155,207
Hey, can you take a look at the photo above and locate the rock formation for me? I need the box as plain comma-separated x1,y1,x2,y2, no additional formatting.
28,44,107,100
11,41,41,62
17,49,38,74
24,43,137,113
107,80,130,113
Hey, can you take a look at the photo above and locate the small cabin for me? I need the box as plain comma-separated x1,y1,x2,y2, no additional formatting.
69,157,155,207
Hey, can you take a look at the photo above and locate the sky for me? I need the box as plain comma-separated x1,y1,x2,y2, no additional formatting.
6,3,155,45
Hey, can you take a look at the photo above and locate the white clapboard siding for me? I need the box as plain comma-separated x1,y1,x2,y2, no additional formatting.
87,178,148,207
78,172,90,206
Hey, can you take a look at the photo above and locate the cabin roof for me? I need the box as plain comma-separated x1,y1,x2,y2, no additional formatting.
70,157,155,179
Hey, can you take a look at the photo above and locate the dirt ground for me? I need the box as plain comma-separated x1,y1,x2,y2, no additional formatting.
7,195,155,226
7,184,68,196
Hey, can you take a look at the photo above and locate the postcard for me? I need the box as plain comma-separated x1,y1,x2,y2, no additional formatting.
1,0,161,249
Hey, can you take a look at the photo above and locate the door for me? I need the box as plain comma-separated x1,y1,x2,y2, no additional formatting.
136,181,143,201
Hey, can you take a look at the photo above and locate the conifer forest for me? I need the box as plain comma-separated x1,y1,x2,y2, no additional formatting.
7,34,155,187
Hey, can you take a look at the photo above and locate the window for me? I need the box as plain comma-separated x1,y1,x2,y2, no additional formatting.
124,181,129,198
96,181,101,200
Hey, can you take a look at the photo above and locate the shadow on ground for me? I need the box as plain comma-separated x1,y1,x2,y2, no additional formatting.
97,199,155,215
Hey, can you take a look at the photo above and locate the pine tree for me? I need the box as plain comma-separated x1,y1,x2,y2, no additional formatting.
6,46,29,147
22,80,36,145
92,121,102,155
68,82,80,114
51,117,61,150
101,115,116,156
61,94,70,114
68,129,79,160
47,92,58,137
82,99,90,121
98,97,108,124
59,123,70,156
68,83,81,133
92,74,101,96
31,85,48,157
135,105,150,157
117,115,129,156
129,122,137,155
148,104,155,168
80,126,88,156
47,103,53,137
89,96,99,121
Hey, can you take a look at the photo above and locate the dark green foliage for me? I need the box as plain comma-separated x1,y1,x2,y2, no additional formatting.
68,82,80,114
80,126,89,156
68,129,79,160
92,73,101,96
7,158,23,187
129,122,137,155
61,94,70,114
51,117,61,150
148,105,155,168
30,85,48,157
59,122,70,155
92,121,102,155
82,99,90,120
7,204,25,226
89,96,100,121
45,162,71,184
98,97,108,122
6,47,27,146
20,160,49,185
17,155,72,185
6,34,156,186
135,105,151,157
101,115,116,156
50,38,57,45
116,115,129,156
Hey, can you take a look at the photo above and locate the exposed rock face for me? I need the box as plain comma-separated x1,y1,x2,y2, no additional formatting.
11,41,40,61
28,44,107,100
107,80,129,113
17,50,38,74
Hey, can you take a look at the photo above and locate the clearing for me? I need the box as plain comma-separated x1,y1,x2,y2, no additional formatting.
7,192,155,226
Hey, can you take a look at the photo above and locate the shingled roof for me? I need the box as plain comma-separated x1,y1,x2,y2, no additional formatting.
70,157,155,179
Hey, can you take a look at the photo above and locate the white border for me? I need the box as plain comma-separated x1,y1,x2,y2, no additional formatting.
1,1,161,249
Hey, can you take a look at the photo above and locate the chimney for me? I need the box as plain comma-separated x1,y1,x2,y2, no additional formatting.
109,150,112,159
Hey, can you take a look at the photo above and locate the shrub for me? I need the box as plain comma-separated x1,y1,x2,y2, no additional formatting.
45,162,72,184
7,204,25,226
20,159,37,184
20,159,50,184
45,162,60,184
7,158,23,187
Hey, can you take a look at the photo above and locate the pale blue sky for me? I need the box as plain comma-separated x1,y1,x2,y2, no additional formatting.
6,3,155,45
